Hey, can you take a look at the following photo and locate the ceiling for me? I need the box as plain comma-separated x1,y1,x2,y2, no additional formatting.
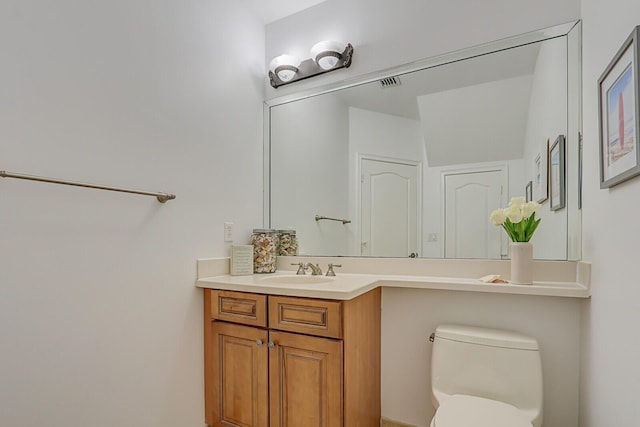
246,0,328,24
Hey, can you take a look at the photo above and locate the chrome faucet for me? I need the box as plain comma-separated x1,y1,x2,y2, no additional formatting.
305,263,323,275
291,262,307,275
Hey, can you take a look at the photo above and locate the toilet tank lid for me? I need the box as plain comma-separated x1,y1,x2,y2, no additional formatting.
435,324,539,350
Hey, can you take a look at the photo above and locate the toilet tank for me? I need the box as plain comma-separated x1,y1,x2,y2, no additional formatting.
431,324,543,426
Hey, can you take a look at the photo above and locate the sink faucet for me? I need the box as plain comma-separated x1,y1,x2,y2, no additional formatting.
305,263,323,276
291,262,307,275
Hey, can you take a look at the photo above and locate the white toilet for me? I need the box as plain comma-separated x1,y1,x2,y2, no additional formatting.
429,324,543,427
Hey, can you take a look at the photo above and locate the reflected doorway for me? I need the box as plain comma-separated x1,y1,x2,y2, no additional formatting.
360,156,421,257
443,167,507,258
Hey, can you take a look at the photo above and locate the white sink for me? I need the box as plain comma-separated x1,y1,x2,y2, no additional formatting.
259,275,334,285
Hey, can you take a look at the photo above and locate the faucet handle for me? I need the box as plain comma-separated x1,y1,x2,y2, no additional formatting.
291,262,307,275
326,263,342,276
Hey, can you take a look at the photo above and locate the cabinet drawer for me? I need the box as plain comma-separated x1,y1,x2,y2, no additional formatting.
210,290,267,328
269,296,342,339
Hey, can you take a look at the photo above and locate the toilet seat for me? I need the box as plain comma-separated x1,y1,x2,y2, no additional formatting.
431,394,532,427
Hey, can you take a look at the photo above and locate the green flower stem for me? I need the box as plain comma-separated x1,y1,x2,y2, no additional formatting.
502,213,541,242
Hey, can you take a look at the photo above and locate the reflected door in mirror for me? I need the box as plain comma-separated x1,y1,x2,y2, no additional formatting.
444,169,506,258
360,158,419,257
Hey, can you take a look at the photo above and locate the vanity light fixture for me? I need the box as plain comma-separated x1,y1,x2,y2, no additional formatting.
310,40,346,70
269,40,354,88
269,54,302,83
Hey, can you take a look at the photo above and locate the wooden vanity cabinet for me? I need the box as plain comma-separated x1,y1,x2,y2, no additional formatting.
203,287,381,427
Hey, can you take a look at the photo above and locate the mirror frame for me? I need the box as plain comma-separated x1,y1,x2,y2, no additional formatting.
263,20,582,260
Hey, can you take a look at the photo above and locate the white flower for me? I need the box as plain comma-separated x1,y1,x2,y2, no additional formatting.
490,209,507,225
521,201,540,219
505,205,523,223
508,196,526,209
489,196,541,242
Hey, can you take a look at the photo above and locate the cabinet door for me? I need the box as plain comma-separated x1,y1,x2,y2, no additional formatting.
269,330,343,427
210,322,268,427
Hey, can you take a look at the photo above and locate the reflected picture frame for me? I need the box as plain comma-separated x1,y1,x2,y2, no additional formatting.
550,135,566,211
598,26,640,188
533,138,549,203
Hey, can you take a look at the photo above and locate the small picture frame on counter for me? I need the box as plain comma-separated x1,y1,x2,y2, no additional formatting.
230,245,253,276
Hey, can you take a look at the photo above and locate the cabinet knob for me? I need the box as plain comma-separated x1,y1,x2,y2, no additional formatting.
267,341,275,349
256,339,263,346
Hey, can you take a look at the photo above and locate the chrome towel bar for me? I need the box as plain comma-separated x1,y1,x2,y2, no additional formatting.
0,170,176,203
315,214,351,224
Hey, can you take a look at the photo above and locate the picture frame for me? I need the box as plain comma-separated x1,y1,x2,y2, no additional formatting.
533,138,549,203
598,26,640,188
525,181,533,202
550,135,566,211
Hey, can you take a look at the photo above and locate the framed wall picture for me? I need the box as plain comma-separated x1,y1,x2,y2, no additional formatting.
598,25,640,188
525,181,533,202
533,138,549,203
550,135,566,211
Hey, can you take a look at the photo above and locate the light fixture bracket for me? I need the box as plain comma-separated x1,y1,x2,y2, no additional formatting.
269,43,354,88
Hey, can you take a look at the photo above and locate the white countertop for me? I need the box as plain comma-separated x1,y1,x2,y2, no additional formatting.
196,269,590,300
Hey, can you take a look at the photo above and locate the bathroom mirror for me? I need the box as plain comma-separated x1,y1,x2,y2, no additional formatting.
265,21,582,260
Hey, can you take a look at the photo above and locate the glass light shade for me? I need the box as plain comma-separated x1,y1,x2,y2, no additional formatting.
310,40,345,70
269,54,301,82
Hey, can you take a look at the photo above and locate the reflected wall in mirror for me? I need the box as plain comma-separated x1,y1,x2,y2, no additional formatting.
266,21,582,260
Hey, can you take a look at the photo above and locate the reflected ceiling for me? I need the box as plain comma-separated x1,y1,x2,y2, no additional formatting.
333,42,543,166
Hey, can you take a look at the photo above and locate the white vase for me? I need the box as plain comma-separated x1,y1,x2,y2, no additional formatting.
510,242,533,285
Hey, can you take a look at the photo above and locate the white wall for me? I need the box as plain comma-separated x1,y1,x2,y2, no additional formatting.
270,94,350,255
523,36,569,259
266,1,582,426
579,1,640,426
348,108,423,166
0,1,264,426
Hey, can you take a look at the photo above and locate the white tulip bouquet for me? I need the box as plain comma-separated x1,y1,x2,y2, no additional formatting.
490,197,541,242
